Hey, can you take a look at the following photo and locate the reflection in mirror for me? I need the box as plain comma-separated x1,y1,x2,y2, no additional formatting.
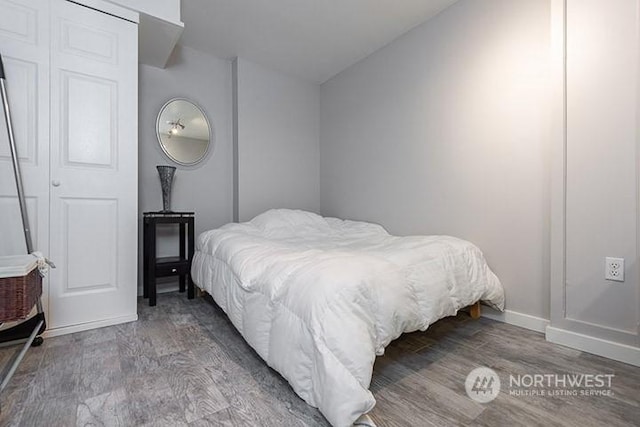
156,98,211,165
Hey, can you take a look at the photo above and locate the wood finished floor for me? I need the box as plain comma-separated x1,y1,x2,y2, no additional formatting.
0,292,638,427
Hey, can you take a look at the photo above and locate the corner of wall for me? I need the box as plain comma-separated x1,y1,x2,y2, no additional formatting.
232,57,239,222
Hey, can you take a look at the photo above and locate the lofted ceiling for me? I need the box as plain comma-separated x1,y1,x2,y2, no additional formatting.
180,0,460,83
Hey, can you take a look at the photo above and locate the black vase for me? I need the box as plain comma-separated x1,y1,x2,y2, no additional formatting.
156,165,176,212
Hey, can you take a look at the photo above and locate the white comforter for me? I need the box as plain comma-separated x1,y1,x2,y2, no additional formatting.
191,209,504,426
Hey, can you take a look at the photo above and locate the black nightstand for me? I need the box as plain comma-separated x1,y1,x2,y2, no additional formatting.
143,211,195,306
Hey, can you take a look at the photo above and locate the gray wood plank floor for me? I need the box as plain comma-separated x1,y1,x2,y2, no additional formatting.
0,292,638,426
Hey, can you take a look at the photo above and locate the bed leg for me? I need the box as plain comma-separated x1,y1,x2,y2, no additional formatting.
470,301,481,320
196,286,205,298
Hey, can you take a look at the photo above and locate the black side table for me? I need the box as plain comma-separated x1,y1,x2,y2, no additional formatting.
143,211,195,306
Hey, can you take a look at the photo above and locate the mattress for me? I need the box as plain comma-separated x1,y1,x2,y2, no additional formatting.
191,209,504,426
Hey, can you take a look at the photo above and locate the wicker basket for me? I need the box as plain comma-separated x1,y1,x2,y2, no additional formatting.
0,267,42,323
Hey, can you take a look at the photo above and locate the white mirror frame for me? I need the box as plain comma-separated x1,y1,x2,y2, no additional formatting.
156,98,212,166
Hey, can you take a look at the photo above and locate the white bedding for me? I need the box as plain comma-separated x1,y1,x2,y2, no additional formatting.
191,209,504,427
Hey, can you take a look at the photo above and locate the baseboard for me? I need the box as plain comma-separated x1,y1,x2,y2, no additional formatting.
546,326,640,367
481,308,549,333
42,313,138,338
481,309,639,366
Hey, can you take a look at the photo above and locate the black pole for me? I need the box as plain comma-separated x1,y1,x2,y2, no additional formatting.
0,53,34,254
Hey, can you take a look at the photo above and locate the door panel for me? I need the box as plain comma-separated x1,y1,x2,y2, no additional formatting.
61,198,117,292
0,0,38,45
0,58,37,164
0,0,50,313
61,19,118,64
0,196,38,253
62,71,116,168
48,0,137,328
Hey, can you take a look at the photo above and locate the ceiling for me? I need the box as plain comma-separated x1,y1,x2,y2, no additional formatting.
180,0,460,84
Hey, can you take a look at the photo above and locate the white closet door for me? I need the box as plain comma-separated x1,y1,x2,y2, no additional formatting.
48,0,138,329
0,0,51,312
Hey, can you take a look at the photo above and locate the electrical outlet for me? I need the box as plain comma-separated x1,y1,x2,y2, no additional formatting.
605,257,624,282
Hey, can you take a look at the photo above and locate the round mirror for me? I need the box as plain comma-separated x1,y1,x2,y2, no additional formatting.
156,98,211,166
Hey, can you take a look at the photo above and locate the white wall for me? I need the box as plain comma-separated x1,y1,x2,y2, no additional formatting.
566,0,639,340
234,58,320,222
548,0,640,361
320,0,551,319
139,45,232,292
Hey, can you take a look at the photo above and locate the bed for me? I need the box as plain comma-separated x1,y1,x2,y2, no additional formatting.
191,209,504,427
